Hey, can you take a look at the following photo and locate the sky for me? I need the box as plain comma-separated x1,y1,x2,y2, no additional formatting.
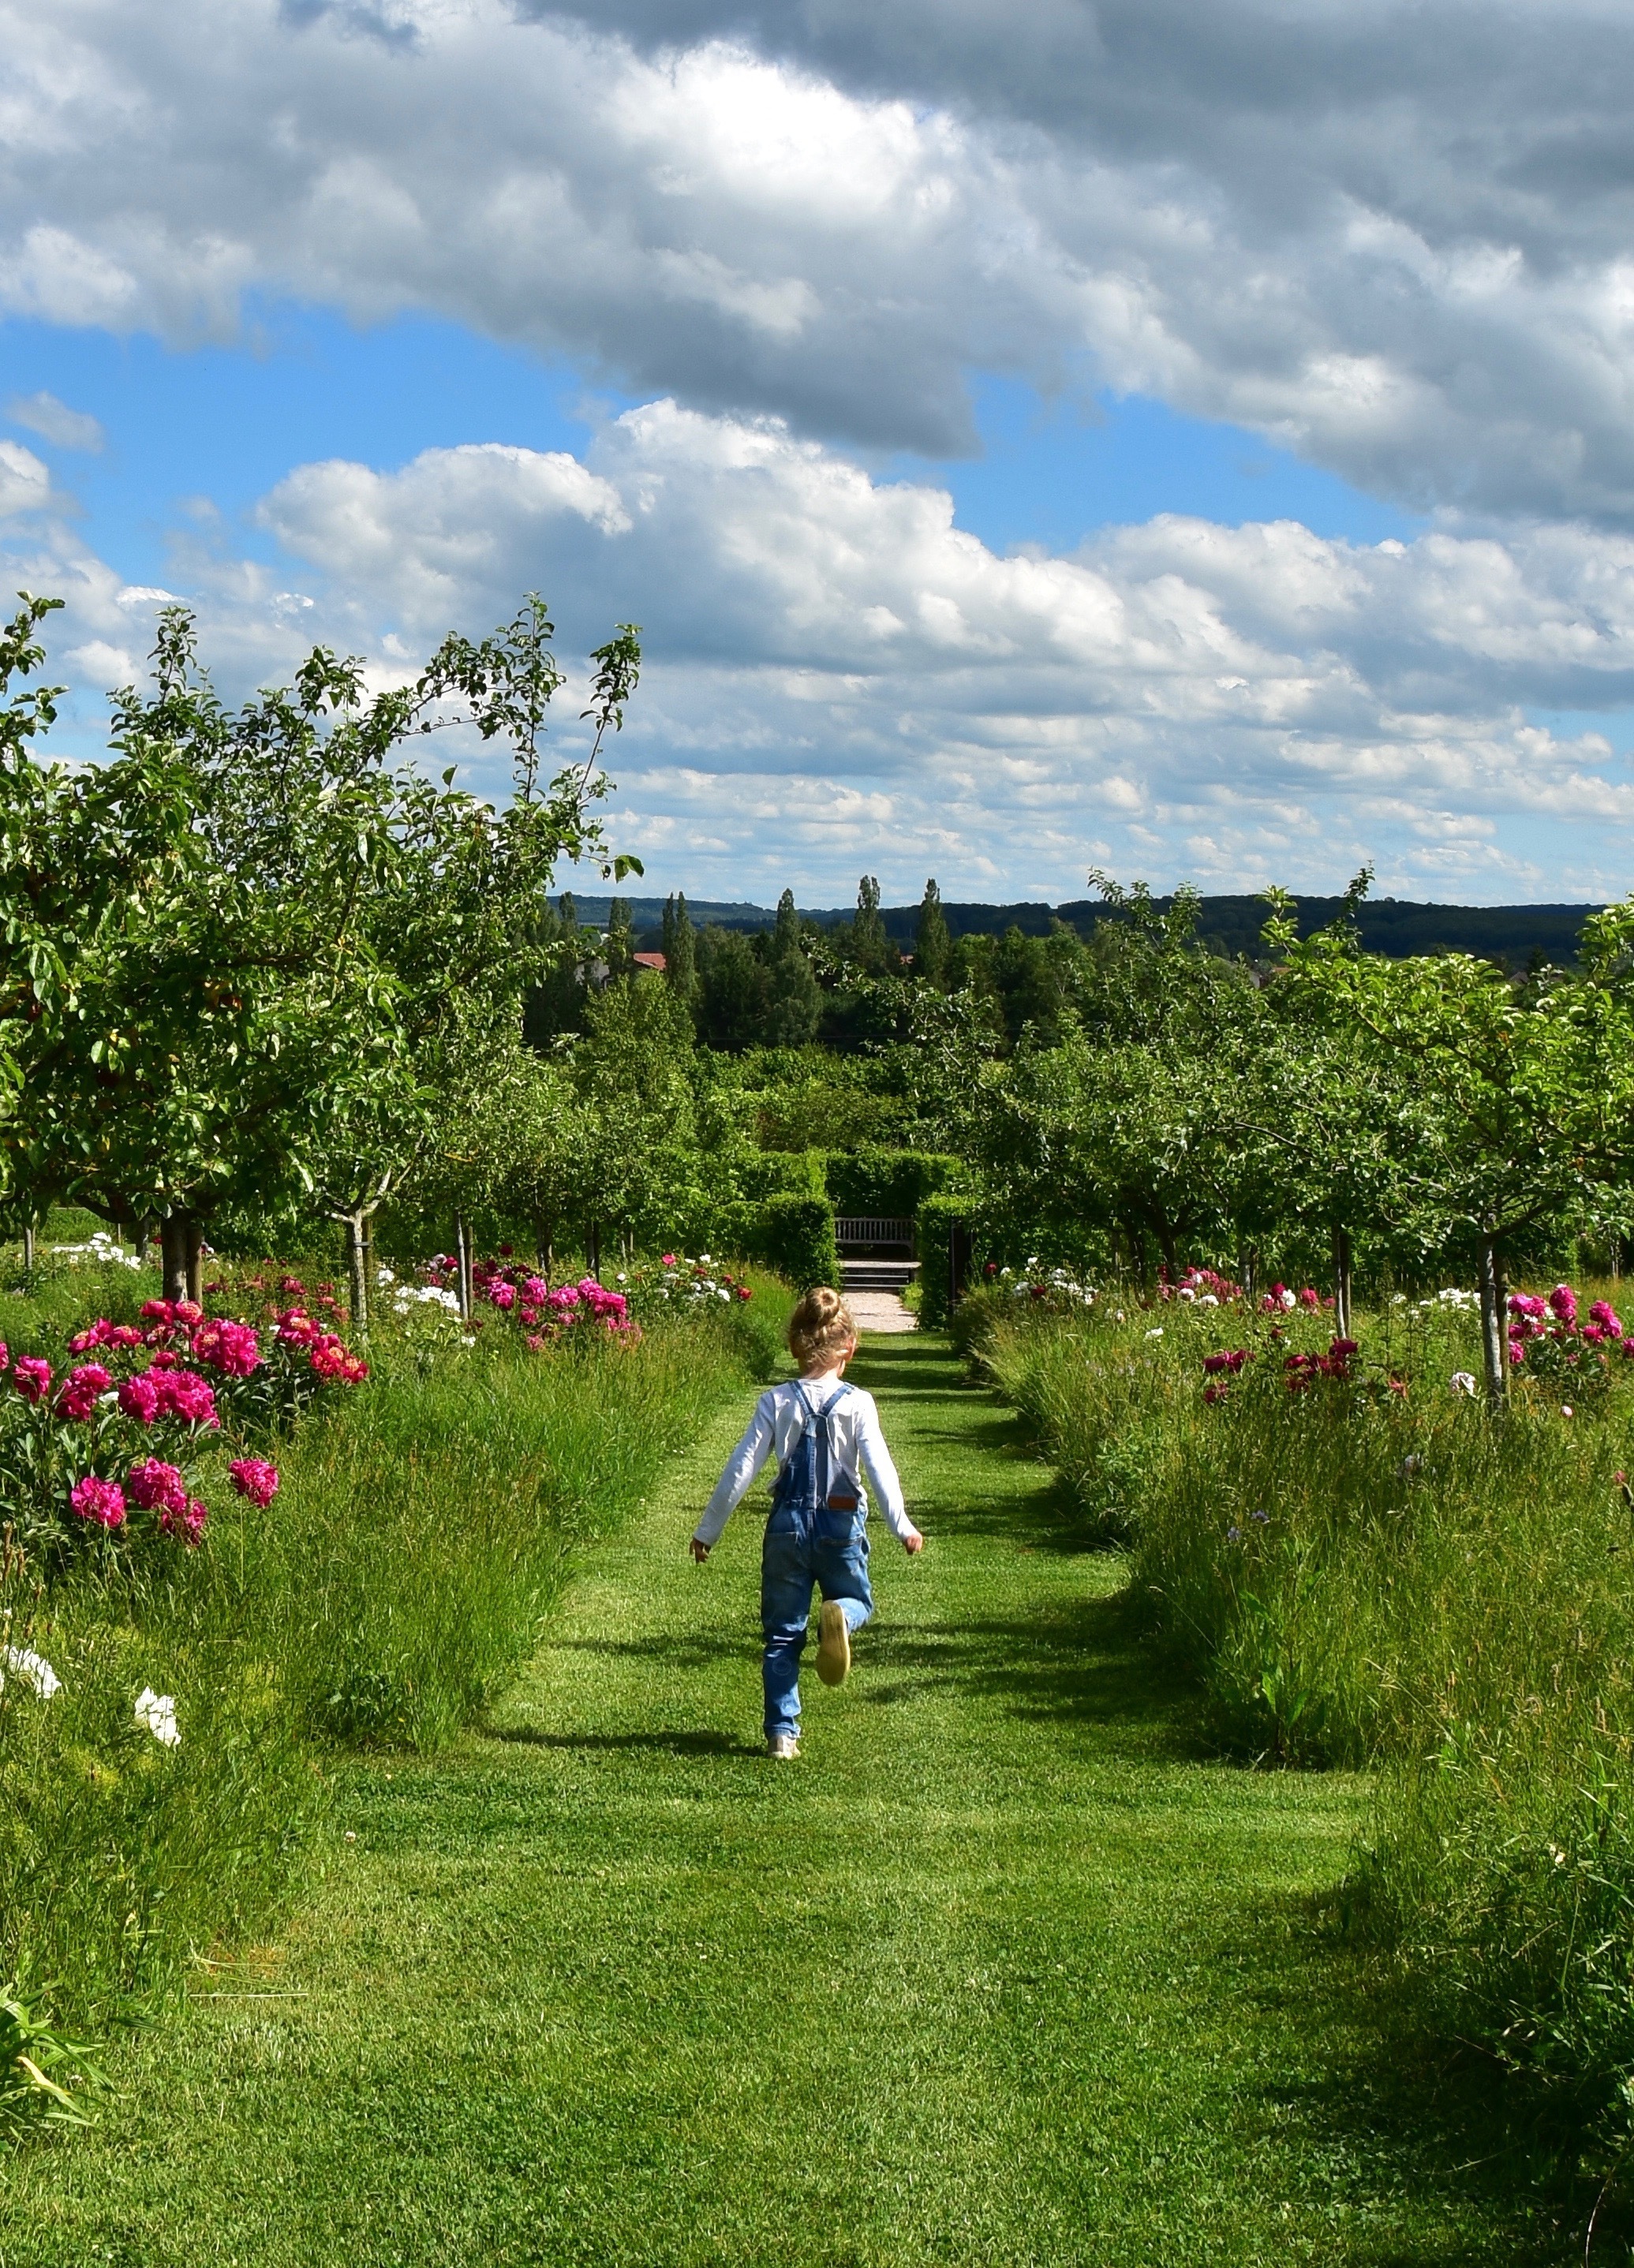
5,2,1634,906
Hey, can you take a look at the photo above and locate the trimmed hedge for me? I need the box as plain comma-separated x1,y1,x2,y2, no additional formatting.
744,1194,840,1291
821,1147,965,1219
914,1192,976,1328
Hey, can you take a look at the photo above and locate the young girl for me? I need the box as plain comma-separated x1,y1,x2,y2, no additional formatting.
690,1286,923,1758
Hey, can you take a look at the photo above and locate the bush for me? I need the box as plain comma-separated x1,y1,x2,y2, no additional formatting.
744,1194,839,1291
821,1147,963,1219
914,1193,976,1327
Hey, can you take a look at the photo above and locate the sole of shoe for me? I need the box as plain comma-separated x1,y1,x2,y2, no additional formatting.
815,1600,851,1687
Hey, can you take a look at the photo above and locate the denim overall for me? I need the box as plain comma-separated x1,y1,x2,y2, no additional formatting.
761,1381,874,1740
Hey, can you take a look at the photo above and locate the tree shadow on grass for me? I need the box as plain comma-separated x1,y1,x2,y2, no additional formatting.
1220,1889,1598,2266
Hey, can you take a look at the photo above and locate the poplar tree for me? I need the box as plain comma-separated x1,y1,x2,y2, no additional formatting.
914,878,952,986
663,891,698,1006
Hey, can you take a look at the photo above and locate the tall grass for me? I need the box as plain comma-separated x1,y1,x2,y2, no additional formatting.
970,1285,1634,2124
1,1288,785,2046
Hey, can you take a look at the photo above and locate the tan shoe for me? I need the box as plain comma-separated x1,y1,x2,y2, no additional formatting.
767,1733,801,1760
816,1600,851,1687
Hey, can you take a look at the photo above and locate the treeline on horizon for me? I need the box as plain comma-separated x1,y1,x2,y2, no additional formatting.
526,874,1607,1057
559,887,1602,970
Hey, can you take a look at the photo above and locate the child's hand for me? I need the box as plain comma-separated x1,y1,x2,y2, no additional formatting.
690,1538,711,1563
903,1527,924,1555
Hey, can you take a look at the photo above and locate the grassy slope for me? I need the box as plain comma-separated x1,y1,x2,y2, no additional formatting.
7,1337,1561,2265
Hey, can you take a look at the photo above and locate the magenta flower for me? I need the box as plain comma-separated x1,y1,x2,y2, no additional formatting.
309,1336,348,1379
152,1369,219,1427
128,1457,187,1513
57,1362,113,1422
13,1356,51,1403
489,1282,517,1310
1549,1283,1579,1325
118,1372,161,1424
140,1298,174,1325
190,1317,261,1377
69,1319,112,1353
69,1474,126,1528
522,1276,548,1306
1591,1300,1623,1336
228,1456,279,1508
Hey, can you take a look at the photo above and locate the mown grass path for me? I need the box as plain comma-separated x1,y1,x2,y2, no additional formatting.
10,1337,1558,2265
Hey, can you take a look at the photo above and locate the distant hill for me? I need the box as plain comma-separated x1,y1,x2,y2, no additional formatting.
570,891,1605,966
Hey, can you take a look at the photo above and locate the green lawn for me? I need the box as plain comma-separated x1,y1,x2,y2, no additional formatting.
7,1336,1567,2264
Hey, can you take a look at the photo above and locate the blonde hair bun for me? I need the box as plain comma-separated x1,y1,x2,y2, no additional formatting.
787,1285,858,1366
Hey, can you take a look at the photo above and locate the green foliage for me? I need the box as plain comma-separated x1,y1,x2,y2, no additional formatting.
744,1194,839,1291
821,1145,962,1219
913,877,951,987
914,1191,974,1328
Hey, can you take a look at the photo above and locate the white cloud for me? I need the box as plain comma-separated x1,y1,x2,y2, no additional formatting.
12,1,1634,520
0,440,51,517
6,397,1632,901
5,389,103,451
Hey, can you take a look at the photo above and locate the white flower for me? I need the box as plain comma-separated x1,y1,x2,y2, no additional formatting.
1146,1327,1164,1339
375,1265,396,1286
1449,1371,1478,1396
1178,1286,1195,1302
1280,1289,1297,1310
1562,1404,1575,1418
698,1253,712,1265
1,1644,61,1698
1199,1293,1219,1307
1115,1309,1126,1323
134,1687,181,1747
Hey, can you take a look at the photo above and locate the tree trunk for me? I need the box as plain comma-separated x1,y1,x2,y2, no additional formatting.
1478,1236,1508,1408
161,1212,192,1303
185,1221,204,1310
345,1210,371,1339
534,1220,555,1275
587,1220,601,1282
1331,1226,1353,1340
21,1224,33,1277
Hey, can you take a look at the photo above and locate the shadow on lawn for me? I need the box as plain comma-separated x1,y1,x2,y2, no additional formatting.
1226,1891,1597,2266
484,1724,763,1759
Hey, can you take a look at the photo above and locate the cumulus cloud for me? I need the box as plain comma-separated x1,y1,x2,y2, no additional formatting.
6,397,1631,900
9,0,1634,518
5,390,103,451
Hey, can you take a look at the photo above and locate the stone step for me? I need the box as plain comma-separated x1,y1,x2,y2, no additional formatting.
841,1259,921,1292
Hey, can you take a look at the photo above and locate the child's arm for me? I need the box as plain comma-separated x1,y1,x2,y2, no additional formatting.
690,1392,776,1560
854,1395,923,1553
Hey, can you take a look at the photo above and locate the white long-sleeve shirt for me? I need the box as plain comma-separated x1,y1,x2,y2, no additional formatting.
694,1379,912,1547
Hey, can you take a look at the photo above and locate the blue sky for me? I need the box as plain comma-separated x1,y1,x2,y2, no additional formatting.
5,0,1634,906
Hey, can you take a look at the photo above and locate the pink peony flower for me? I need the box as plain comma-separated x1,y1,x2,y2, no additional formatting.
13,1356,51,1403
140,1298,174,1325
661,1254,677,1268
69,1319,112,1353
106,1324,142,1349
1549,1283,1579,1325
228,1456,279,1508
1591,1300,1623,1337
276,1309,319,1346
1299,1286,1320,1309
737,1284,753,1301
56,1362,113,1421
173,1299,204,1328
489,1281,517,1310
69,1473,125,1527
118,1371,161,1423
522,1276,548,1306
190,1317,261,1377
127,1457,187,1513
309,1335,347,1379
152,1369,218,1426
